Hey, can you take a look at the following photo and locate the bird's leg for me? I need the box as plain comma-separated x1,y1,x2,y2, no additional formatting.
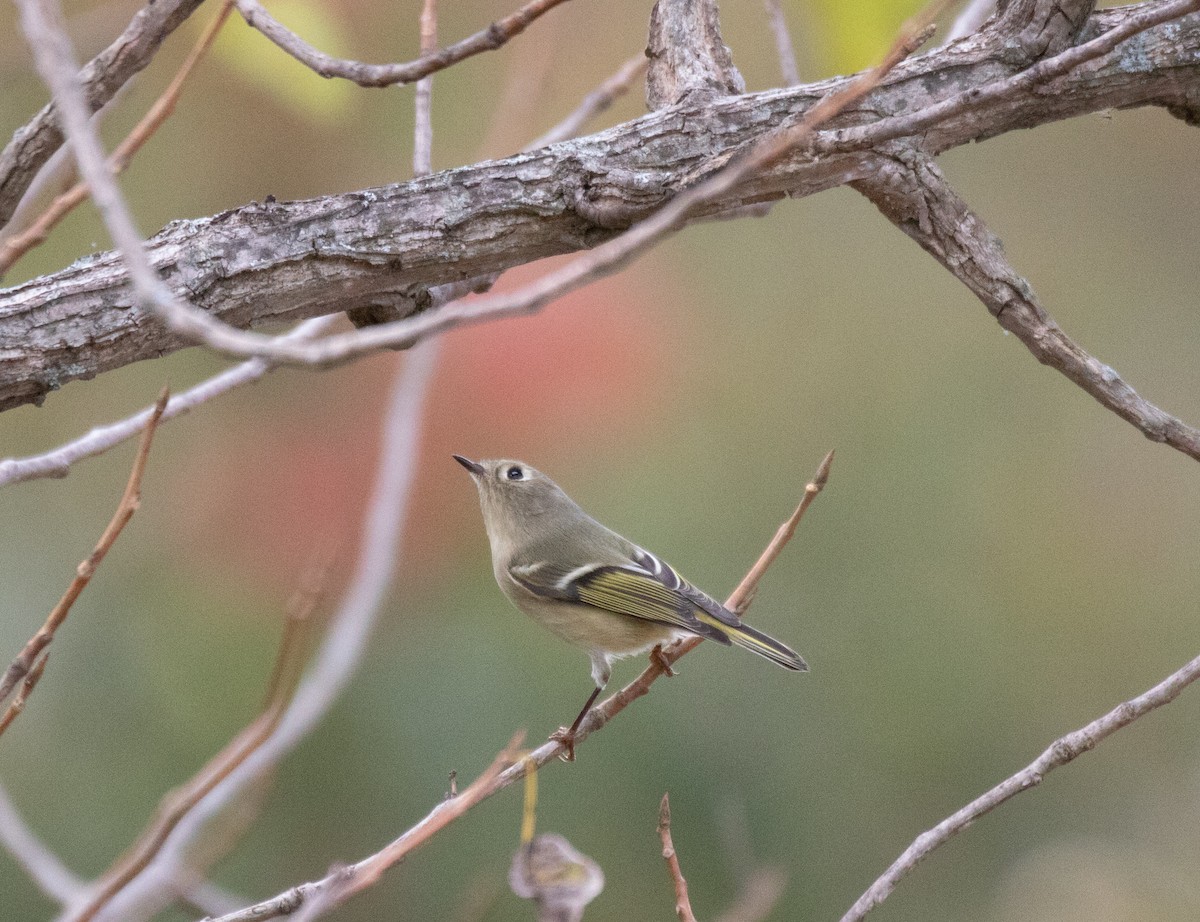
550,686,603,762
650,643,677,677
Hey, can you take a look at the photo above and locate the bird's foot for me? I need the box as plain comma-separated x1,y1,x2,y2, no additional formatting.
549,726,578,762
650,644,678,677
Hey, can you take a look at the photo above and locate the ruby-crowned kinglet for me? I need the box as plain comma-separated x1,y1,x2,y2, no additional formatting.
454,456,806,759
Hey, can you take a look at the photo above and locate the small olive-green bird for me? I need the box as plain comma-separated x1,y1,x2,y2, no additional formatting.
454,456,807,758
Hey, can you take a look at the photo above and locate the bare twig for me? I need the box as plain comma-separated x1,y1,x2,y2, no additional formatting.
0,388,168,708
234,0,571,88
0,316,336,490
412,0,438,179
0,0,205,228
86,342,440,922
1,83,129,246
944,0,996,43
730,449,832,616
0,783,84,903
857,151,1200,461
0,1,235,274
658,794,697,922
206,735,526,922
0,654,48,738
762,0,801,85
198,451,833,922
0,770,246,917
840,650,1200,922
64,569,322,922
524,53,647,151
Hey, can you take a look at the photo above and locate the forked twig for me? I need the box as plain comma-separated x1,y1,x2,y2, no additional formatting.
0,388,168,712
0,654,49,738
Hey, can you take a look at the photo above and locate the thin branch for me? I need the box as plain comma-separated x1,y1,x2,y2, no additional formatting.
839,649,1200,922
0,388,168,707
0,783,84,903
0,316,336,490
658,794,697,922
87,342,440,922
0,0,205,228
64,574,321,922
234,0,572,88
730,449,832,616
206,734,527,922
197,451,833,922
762,0,801,85
944,0,996,42
855,151,1200,461
524,53,647,151
0,653,48,738
411,0,438,179
1,83,129,246
0,1,235,275
0,781,246,915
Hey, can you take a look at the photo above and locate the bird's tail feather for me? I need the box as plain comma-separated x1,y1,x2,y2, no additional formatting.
696,613,808,671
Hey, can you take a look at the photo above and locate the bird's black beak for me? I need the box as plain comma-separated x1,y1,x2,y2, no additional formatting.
453,454,485,476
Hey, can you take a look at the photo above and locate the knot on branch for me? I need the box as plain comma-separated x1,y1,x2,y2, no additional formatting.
645,0,745,110
993,0,1096,62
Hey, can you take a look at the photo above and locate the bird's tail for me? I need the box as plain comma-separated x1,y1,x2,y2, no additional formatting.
697,613,808,671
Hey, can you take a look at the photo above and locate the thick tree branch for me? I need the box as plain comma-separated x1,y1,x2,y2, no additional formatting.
992,0,1096,59
0,47,643,493
854,149,1200,461
0,5,1196,411
0,0,205,228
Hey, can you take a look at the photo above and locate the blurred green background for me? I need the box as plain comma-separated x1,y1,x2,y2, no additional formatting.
2,0,1199,920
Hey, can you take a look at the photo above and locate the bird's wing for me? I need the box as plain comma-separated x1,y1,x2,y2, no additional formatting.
508,547,738,644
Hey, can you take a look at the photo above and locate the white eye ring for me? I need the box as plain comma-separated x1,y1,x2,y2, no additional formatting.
505,466,524,481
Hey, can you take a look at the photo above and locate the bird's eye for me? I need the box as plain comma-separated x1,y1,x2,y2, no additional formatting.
505,466,524,481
